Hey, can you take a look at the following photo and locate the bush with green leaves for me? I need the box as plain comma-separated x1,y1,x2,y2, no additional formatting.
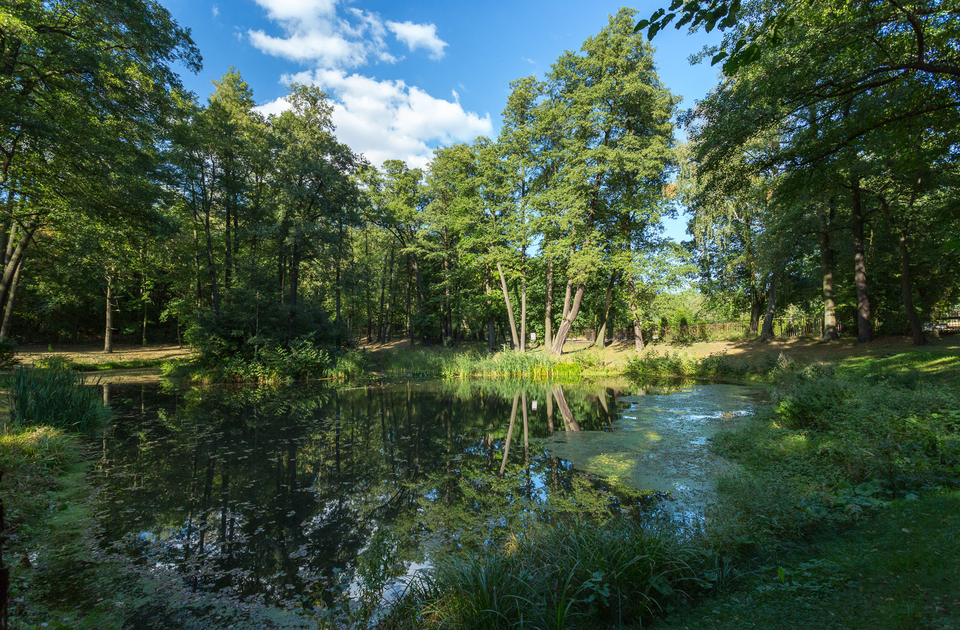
0,336,18,369
10,366,112,433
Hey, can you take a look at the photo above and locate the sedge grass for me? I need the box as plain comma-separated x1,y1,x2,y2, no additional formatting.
10,366,112,433
382,519,708,630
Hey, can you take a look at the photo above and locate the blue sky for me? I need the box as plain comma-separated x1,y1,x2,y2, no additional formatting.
160,0,722,239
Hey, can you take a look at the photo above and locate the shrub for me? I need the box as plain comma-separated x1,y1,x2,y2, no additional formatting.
0,336,18,369
32,354,74,371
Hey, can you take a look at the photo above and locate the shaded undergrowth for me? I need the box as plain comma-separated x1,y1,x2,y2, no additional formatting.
381,520,715,630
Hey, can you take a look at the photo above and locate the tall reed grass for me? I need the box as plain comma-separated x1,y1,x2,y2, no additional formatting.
382,349,584,380
10,366,112,433
383,519,709,629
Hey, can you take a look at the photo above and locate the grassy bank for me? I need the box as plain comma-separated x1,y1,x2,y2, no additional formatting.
0,366,122,628
374,343,960,629
657,489,960,630
168,343,621,384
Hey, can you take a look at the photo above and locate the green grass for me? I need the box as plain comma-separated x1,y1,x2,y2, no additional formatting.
32,354,167,372
835,340,960,387
656,490,960,630
382,519,711,630
374,347,591,380
10,366,113,433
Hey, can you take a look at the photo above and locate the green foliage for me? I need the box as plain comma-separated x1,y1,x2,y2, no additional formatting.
385,519,707,629
625,350,785,381
709,365,960,551
658,491,960,630
0,426,79,480
0,337,18,368
10,366,112,433
32,354,73,371
377,349,585,380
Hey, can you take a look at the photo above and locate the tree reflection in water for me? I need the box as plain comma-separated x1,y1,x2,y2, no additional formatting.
93,380,652,615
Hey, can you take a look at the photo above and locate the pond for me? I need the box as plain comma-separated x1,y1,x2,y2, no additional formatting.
91,378,762,628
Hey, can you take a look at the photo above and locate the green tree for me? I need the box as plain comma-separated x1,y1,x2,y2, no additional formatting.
542,8,677,354
0,0,200,338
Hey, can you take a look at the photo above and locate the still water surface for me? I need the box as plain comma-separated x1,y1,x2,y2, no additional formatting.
93,379,759,626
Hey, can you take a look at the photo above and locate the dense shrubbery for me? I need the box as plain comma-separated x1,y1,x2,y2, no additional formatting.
184,337,370,384
625,350,788,381
0,336,18,368
10,366,112,433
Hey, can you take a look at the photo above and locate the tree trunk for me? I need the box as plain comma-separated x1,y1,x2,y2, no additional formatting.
141,279,148,347
224,203,232,293
545,258,554,349
551,282,585,355
203,209,220,317
0,225,34,313
561,278,573,323
897,226,926,346
878,195,926,347
0,257,23,339
520,267,527,352
377,251,389,343
628,280,645,354
760,273,777,341
335,261,342,324
593,272,617,349
496,262,520,351
406,257,413,347
288,240,300,339
633,315,644,353
818,205,839,341
385,248,396,342
852,178,873,343
192,228,202,308
499,394,519,477
749,291,764,335
104,276,114,353
411,254,427,343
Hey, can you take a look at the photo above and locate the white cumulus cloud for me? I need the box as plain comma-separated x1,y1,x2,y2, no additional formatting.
247,0,394,66
258,70,492,169
386,21,448,60
247,0,446,66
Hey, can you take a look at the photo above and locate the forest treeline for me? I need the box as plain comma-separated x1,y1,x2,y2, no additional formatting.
1,1,958,363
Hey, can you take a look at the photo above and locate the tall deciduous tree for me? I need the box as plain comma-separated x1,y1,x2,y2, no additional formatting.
0,0,199,338
542,8,677,355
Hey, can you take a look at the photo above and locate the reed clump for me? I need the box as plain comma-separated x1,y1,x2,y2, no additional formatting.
382,349,584,380
383,519,710,629
10,366,112,433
